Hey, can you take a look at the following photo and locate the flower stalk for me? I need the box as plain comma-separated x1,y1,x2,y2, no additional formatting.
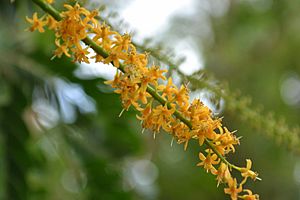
27,1,260,199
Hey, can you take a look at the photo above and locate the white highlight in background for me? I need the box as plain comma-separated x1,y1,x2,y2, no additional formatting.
78,0,203,80
121,0,195,38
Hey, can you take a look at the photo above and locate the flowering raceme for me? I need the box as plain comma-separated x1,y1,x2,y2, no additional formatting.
27,1,260,199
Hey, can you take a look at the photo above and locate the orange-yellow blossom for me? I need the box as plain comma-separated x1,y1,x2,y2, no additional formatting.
224,177,243,200
241,159,259,181
26,12,46,33
26,2,260,199
239,189,259,200
197,152,220,173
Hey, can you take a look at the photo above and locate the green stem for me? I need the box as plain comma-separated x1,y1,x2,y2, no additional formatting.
32,0,61,20
32,0,241,172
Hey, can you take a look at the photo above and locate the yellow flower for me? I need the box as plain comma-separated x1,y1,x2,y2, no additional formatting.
166,121,192,150
108,75,140,110
113,34,132,52
148,65,167,82
215,162,231,186
224,177,243,200
54,39,70,58
124,50,148,68
63,3,90,18
192,121,216,146
175,85,189,109
189,99,211,123
26,12,46,33
239,189,259,200
92,24,116,47
134,89,151,104
83,10,99,25
181,131,192,150
136,103,152,121
240,159,259,181
46,15,57,30
72,45,90,63
152,104,176,132
214,127,239,155
197,152,220,173
163,120,184,137
157,77,177,101
57,17,86,43
122,98,140,111
104,52,126,68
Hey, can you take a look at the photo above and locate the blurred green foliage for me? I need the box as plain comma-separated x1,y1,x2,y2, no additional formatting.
160,0,300,199
205,1,300,199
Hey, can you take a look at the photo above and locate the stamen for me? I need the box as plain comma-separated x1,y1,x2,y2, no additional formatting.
118,108,125,117
50,55,56,60
170,137,174,147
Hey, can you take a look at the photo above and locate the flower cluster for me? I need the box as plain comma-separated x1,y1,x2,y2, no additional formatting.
26,2,259,199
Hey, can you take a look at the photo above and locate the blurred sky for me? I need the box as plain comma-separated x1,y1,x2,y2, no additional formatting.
121,0,203,75
80,0,204,81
